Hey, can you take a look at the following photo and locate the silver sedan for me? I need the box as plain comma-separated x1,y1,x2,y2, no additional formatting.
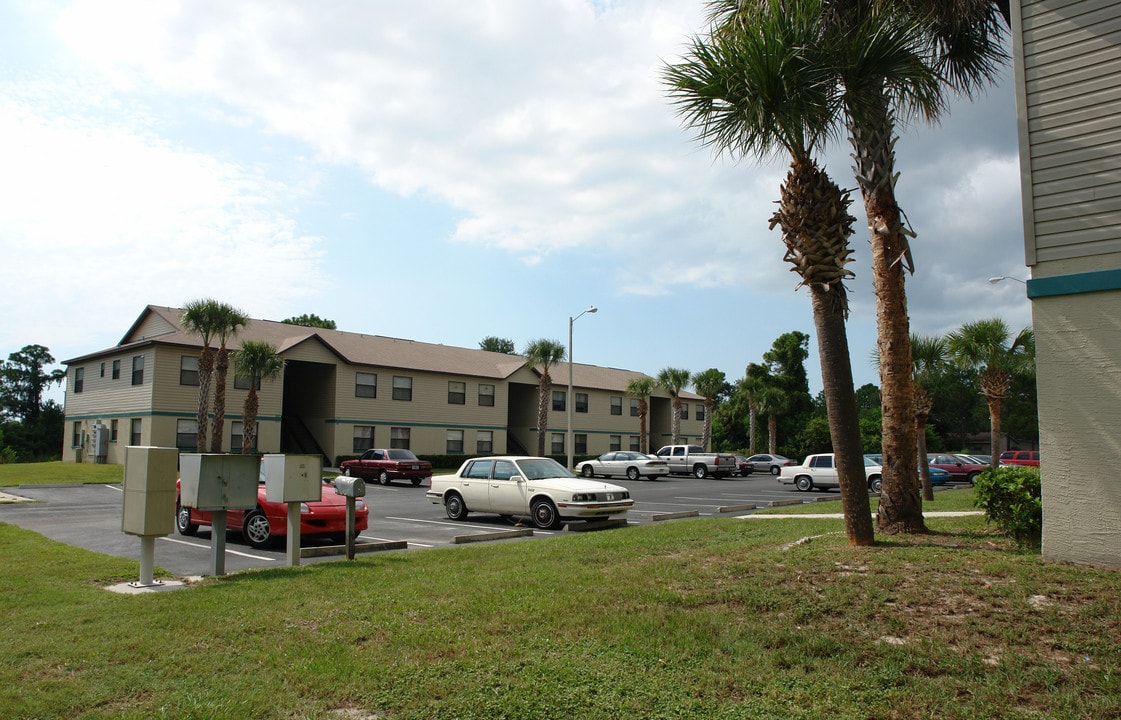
576,451,670,481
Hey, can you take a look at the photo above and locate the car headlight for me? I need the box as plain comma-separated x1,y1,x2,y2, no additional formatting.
571,493,598,502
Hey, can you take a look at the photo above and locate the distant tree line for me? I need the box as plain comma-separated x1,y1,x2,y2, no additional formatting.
0,345,66,462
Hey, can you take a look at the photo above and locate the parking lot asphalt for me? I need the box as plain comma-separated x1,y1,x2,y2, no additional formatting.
0,472,838,580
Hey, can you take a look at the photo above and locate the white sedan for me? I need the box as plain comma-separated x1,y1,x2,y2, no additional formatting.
426,456,634,529
778,453,883,493
576,451,669,481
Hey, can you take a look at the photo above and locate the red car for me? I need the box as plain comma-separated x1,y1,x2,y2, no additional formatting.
927,453,989,485
1000,450,1040,467
176,478,369,549
339,448,433,486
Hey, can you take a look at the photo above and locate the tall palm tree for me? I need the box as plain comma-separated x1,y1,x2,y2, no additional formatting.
625,377,657,454
656,367,692,444
740,369,768,454
911,333,948,501
181,299,222,452
665,0,879,544
754,386,792,456
233,341,284,454
523,339,567,456
691,368,726,451
947,319,1035,468
208,304,248,453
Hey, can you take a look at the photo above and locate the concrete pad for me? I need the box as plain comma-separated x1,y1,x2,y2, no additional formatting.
105,579,193,594
0,490,35,504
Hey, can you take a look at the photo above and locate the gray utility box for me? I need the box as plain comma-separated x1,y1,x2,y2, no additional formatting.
121,446,179,536
179,453,259,511
262,454,323,503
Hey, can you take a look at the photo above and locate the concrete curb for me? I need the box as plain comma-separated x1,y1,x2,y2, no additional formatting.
454,528,534,544
301,540,408,557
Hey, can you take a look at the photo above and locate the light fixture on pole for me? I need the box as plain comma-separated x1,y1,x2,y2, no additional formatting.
988,275,1027,284
567,305,597,470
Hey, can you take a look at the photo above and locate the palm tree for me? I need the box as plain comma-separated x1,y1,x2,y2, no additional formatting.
691,368,726,451
947,319,1035,468
208,304,248,453
233,341,284,454
754,386,791,456
523,339,567,456
911,334,949,501
665,0,879,544
656,367,691,444
740,369,768,454
181,299,222,452
625,377,657,454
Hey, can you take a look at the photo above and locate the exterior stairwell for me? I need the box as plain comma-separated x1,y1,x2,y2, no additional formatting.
281,413,331,468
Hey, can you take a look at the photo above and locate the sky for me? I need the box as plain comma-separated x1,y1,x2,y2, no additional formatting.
1,0,1033,407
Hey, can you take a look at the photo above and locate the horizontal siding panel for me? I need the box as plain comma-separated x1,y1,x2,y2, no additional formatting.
1036,223,1121,249
1024,44,1121,92
1035,235,1121,262
1034,208,1121,235
1032,155,1121,187
1026,70,1121,111
1032,178,1121,211
1022,3,1121,45
1027,83,1121,125
1027,136,1121,172
1020,0,1099,22
1028,96,1119,134
1028,122,1121,159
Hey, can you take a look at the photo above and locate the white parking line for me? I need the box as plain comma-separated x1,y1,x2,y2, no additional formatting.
160,536,275,561
384,516,554,535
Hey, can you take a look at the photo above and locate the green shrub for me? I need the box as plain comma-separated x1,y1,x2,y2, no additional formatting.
973,465,1042,548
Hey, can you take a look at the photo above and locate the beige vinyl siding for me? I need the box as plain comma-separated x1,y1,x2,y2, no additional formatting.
129,311,178,340
1015,0,1121,264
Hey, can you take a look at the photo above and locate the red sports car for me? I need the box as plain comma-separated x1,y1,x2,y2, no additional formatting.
176,478,369,549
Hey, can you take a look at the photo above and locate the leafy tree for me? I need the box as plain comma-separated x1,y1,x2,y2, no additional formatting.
282,314,336,330
656,367,692,444
479,336,516,354
233,341,284,454
761,334,814,458
208,304,248,452
625,377,657,454
691,368,726,451
523,339,567,456
664,0,876,544
0,345,65,422
947,319,1035,468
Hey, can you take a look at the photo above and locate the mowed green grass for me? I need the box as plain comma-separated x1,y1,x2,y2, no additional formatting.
1,463,1119,719
0,460,124,486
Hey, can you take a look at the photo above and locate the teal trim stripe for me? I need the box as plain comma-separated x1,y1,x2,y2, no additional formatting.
1028,268,1121,299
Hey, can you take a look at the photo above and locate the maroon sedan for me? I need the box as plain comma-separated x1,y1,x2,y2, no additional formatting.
339,448,433,486
176,478,369,549
927,453,989,485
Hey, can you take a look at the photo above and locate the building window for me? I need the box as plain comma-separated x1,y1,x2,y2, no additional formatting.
478,384,495,407
130,418,142,445
552,390,565,412
131,355,144,385
629,435,640,451
447,429,464,454
99,362,105,377
73,367,84,393
610,435,621,451
630,398,639,417
575,434,588,454
110,419,118,442
477,430,493,454
356,372,377,398
112,360,121,380
72,421,81,447
448,381,466,405
176,419,198,451
696,405,705,421
576,393,588,413
392,376,412,401
390,427,411,449
180,356,199,386
353,426,374,453
610,396,622,415
550,433,564,455
681,403,689,420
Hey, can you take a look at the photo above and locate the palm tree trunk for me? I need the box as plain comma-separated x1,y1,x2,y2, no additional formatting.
210,347,230,453
810,284,875,546
196,348,214,451
748,405,757,455
988,396,1003,469
849,93,925,534
671,398,681,444
639,399,648,454
243,388,259,455
767,416,777,455
915,385,934,502
703,399,714,451
536,375,552,456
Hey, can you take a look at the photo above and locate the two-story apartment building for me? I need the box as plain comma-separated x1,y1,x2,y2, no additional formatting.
62,306,709,466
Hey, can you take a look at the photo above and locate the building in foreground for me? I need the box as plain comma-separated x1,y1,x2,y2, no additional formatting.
1012,0,1121,567
62,306,708,466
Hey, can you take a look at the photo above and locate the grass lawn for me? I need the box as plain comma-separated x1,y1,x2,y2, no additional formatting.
0,460,124,487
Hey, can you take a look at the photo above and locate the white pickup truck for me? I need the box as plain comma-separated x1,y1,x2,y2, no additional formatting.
654,445,741,479
777,453,883,492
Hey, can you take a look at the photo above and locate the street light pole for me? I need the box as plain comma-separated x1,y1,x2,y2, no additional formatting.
567,305,597,470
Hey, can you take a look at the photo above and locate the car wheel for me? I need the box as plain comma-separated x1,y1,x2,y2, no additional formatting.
581,465,595,478
379,470,390,485
869,475,882,493
626,466,640,481
770,465,781,476
242,509,274,549
795,475,813,492
176,503,198,536
444,492,468,521
693,464,709,479
411,477,422,487
967,471,979,486
531,498,563,530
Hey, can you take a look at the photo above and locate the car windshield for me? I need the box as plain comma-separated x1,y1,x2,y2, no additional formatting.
387,449,419,460
515,458,572,480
